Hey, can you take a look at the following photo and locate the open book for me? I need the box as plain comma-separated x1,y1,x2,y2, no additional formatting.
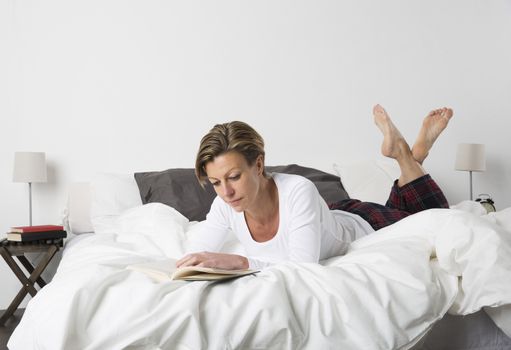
127,258,259,282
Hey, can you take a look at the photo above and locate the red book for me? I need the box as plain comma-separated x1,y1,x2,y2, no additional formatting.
10,225,64,233
7,230,67,242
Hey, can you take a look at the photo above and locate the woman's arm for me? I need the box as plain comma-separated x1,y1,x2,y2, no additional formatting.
180,197,244,269
285,179,323,263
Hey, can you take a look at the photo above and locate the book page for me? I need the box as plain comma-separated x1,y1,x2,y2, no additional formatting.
126,258,178,282
127,258,258,282
175,270,258,281
171,266,257,280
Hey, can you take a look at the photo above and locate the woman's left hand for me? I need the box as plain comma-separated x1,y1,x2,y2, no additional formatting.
176,251,249,270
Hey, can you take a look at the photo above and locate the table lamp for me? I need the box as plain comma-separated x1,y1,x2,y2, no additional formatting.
13,152,47,226
455,143,486,200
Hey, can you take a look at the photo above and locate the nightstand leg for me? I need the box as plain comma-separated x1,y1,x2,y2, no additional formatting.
0,245,59,326
0,248,38,296
17,255,47,288
0,285,30,326
27,245,58,288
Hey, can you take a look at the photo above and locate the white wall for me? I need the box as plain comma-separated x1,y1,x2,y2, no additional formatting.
1,0,510,309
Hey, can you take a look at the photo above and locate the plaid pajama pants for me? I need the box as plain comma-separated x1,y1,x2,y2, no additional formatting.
328,174,449,231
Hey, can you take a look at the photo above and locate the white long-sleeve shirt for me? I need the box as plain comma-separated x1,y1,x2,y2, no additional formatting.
187,173,374,269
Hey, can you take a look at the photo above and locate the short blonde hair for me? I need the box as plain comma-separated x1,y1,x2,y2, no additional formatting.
195,121,266,185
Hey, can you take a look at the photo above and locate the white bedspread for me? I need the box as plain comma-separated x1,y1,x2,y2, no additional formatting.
8,204,511,350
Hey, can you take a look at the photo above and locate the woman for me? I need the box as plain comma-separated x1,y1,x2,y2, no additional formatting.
177,104,453,270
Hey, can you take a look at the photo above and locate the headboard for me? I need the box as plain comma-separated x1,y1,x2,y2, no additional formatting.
66,182,94,234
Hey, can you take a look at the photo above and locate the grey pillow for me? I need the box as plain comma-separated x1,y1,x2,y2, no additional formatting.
134,168,216,222
134,164,349,222
266,164,349,204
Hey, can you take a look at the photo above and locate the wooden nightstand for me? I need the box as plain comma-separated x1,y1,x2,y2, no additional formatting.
0,238,63,326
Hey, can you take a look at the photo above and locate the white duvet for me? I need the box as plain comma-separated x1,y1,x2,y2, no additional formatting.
8,203,511,350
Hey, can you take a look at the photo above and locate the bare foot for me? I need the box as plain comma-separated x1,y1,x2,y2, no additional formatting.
373,104,409,160
412,107,454,164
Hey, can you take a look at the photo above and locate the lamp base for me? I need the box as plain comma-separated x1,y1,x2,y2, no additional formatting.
469,171,473,201
29,182,33,226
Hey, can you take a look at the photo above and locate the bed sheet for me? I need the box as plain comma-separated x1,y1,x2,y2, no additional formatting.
8,204,511,350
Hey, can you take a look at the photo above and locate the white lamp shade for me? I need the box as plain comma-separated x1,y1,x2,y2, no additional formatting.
455,143,486,172
13,152,47,183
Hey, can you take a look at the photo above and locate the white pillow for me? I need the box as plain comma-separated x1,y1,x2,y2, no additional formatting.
90,173,143,233
333,159,400,204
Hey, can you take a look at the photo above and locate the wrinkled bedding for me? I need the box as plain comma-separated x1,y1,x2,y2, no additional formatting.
8,204,511,350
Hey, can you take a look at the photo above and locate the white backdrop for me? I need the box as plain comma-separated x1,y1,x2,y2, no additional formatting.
1,0,510,309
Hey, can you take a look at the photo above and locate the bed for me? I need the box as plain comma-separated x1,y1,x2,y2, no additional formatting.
7,161,511,350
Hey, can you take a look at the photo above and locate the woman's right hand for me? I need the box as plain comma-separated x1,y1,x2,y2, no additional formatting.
176,251,249,270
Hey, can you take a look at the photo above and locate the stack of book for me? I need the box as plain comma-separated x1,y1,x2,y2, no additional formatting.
6,225,67,243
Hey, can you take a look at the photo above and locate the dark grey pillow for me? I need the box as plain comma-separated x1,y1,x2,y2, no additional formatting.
134,168,216,222
266,164,349,204
134,164,349,221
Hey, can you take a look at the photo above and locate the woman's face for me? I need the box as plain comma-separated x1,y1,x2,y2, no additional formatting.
205,151,263,212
